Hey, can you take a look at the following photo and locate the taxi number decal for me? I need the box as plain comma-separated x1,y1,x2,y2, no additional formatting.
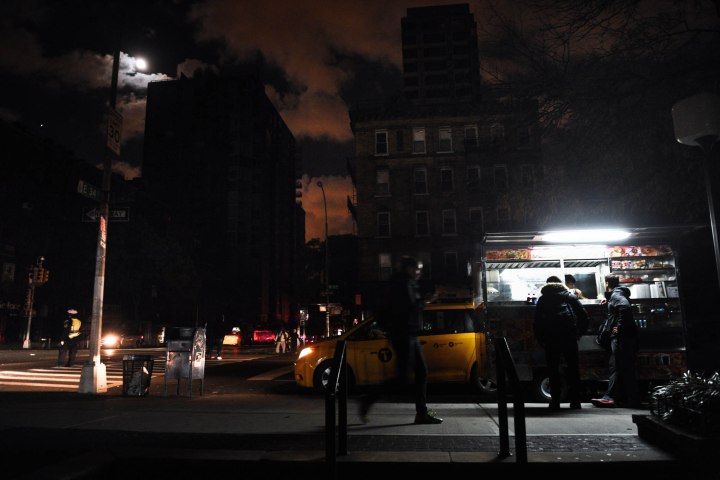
378,348,393,362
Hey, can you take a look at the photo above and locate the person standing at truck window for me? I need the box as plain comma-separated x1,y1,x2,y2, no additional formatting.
592,275,641,408
534,276,589,410
564,274,586,299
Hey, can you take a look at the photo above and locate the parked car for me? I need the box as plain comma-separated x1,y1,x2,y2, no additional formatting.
252,329,276,344
294,301,495,393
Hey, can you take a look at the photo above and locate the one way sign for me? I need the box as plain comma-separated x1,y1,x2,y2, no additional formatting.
82,207,130,222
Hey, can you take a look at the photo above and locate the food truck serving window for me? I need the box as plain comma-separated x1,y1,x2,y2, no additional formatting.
483,244,677,304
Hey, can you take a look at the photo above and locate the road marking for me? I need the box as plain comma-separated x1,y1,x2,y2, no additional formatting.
248,365,294,381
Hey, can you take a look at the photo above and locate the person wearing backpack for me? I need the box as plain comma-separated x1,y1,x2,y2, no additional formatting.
533,276,589,411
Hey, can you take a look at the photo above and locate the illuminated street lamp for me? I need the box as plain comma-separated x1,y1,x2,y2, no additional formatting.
672,93,720,288
317,180,330,338
79,48,146,394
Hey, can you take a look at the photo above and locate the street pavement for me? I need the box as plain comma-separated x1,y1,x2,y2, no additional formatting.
0,348,714,479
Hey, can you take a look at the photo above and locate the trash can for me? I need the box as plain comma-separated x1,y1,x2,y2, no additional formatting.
122,355,154,396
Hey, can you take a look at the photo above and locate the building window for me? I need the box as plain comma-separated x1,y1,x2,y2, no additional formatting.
376,168,390,196
415,211,429,236
440,167,454,193
396,130,405,152
417,252,432,280
464,125,478,149
494,165,507,190
497,207,510,230
490,123,505,145
413,167,428,194
377,212,391,237
520,164,533,187
412,127,426,154
379,253,392,281
442,209,457,235
438,126,452,152
469,207,484,234
467,166,480,193
443,251,458,274
375,130,388,156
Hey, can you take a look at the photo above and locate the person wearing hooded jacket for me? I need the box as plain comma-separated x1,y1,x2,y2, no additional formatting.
592,274,641,408
534,276,589,410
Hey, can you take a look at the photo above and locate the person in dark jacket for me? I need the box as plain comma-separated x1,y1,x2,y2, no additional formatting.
534,276,589,410
592,275,641,408
359,256,442,424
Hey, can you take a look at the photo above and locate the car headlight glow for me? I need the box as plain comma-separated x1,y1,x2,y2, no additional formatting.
102,334,120,347
297,347,314,359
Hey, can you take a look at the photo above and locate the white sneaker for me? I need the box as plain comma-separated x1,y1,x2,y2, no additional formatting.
216,356,222,360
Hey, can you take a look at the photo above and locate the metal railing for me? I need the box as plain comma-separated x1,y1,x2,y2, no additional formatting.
325,339,348,479
495,336,527,463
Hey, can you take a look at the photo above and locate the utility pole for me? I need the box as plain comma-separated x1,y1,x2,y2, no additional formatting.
317,181,330,338
79,47,121,394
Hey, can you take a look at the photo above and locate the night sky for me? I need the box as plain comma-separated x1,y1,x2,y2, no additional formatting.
1,1,717,241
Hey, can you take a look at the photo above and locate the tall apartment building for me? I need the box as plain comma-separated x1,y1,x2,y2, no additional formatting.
348,4,542,309
142,67,303,328
401,3,480,103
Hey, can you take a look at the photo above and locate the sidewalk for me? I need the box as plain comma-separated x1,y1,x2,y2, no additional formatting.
0,347,711,479
0,385,704,480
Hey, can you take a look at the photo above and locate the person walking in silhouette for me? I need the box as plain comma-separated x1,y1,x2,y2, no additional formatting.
359,256,442,424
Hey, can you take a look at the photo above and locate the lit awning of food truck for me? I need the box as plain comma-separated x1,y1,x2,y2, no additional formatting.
481,225,704,247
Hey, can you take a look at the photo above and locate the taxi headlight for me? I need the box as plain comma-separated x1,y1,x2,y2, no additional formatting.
297,347,314,359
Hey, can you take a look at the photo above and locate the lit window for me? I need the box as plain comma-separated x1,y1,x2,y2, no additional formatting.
376,168,390,196
412,127,426,154
379,253,392,281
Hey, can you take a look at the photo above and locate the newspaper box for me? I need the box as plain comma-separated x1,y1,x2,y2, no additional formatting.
164,326,206,397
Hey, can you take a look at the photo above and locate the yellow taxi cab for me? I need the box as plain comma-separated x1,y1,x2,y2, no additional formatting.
294,301,495,393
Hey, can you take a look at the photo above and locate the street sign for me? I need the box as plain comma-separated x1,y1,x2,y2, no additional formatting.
77,179,102,202
82,207,130,222
106,108,123,156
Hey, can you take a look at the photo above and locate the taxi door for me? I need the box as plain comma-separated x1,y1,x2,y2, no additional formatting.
421,304,478,383
345,320,397,386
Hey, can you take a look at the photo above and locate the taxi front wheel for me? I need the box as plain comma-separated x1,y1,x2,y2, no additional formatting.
313,360,355,394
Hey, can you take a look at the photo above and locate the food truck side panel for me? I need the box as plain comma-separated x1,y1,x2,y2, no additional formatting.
477,240,688,402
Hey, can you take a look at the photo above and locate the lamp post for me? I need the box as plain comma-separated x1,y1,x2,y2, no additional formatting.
671,93,720,288
78,48,120,394
317,181,330,338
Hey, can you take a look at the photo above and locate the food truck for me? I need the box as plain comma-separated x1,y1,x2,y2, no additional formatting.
473,226,695,402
